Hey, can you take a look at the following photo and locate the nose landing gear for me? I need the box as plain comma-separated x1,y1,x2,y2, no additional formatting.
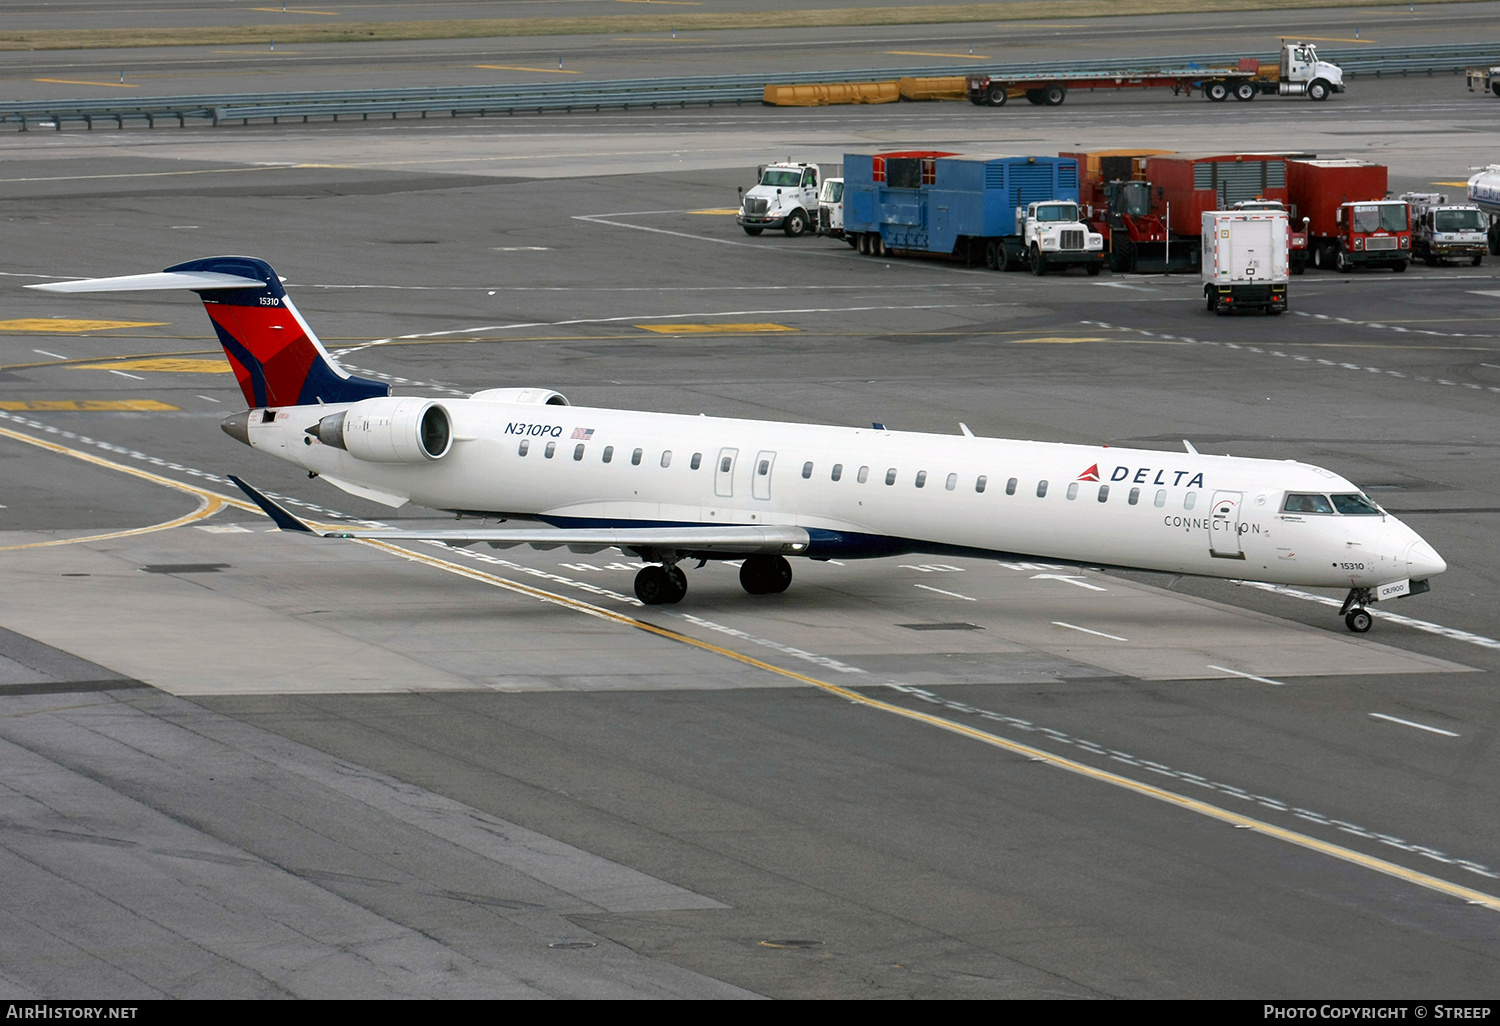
1340,588,1374,633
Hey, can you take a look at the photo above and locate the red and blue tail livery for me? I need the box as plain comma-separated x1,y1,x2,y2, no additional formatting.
162,257,388,408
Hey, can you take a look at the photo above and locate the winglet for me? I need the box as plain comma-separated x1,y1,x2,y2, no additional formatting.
228,475,316,533
1183,439,1199,455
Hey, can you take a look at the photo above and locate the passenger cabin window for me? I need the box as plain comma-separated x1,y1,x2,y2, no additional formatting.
1036,480,1048,498
573,443,585,461
915,471,927,488
885,468,897,486
758,459,770,476
1128,487,1140,506
1154,489,1166,508
802,461,813,479
603,445,614,463
857,466,870,483
1184,492,1197,510
661,450,672,468
720,455,732,473
1283,493,1335,514
976,475,987,493
831,464,843,482
545,441,556,459
1006,478,1017,496
632,448,643,466
518,440,530,456
1066,482,1079,500
945,473,958,491
1098,485,1109,503
691,452,702,470
1331,493,1381,515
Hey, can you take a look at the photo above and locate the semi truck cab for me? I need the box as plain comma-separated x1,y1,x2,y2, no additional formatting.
738,162,823,237
1333,200,1411,271
1020,201,1104,275
1279,42,1344,100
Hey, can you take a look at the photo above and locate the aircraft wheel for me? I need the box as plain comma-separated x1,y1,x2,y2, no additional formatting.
740,554,793,595
635,565,685,605
1345,608,1373,633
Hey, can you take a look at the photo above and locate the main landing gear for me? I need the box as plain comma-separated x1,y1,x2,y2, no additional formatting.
632,554,794,605
1340,588,1374,633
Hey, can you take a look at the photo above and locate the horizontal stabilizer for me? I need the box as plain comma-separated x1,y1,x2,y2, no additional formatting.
229,477,810,555
27,271,267,293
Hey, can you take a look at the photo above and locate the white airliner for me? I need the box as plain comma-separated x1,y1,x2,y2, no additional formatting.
31,256,1445,632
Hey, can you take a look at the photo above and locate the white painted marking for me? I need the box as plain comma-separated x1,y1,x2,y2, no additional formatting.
1207,665,1286,686
32,349,67,360
491,246,551,251
197,394,222,403
1052,621,1128,641
108,370,144,380
1239,581,1500,651
1030,573,1107,592
1466,290,1500,299
1095,282,1160,293
914,584,976,601
1369,713,1459,737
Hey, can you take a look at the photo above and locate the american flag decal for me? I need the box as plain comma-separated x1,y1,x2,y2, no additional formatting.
571,427,594,440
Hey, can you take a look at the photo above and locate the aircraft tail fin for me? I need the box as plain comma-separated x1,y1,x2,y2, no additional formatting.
28,256,388,409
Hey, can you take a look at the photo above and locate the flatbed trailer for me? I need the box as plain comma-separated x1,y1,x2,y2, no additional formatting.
966,42,1344,108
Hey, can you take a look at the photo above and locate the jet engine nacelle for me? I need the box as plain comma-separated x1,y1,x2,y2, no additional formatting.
468,387,570,406
312,396,452,463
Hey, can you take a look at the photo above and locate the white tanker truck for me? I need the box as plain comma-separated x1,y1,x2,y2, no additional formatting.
1467,165,1500,255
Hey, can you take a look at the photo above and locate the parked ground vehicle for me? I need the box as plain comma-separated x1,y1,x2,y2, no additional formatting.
1399,193,1487,266
817,177,848,241
965,42,1344,108
1202,210,1290,314
1286,159,1410,271
737,161,841,237
1466,65,1500,96
1136,153,1296,272
1465,165,1500,255
1066,149,1176,272
1232,199,1308,273
841,153,1103,273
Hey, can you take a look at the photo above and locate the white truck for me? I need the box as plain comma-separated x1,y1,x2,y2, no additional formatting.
816,177,849,243
1466,165,1500,256
737,161,840,237
1202,209,1289,315
1018,200,1105,275
1399,192,1488,266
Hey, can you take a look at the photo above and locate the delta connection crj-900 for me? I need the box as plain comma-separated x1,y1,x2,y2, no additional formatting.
30,257,1445,633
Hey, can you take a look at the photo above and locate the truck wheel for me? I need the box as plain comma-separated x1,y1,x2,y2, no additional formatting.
1041,85,1066,106
1473,254,1484,266
986,84,1008,106
783,209,807,237
1494,81,1500,98
1025,89,1045,105
1205,289,1216,312
1085,262,1101,276
1206,81,1229,102
1335,246,1353,273
1233,81,1257,101
1308,79,1330,101
1423,253,1438,267
742,226,763,236
1390,260,1406,273
1029,244,1046,276
984,240,1000,269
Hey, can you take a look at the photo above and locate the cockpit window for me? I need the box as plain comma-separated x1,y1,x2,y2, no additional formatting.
1283,493,1334,514
1330,493,1382,515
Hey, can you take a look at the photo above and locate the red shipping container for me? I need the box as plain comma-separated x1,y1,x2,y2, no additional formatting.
1142,153,1293,236
1286,159,1388,237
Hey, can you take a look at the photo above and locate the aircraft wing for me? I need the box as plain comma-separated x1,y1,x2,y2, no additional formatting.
229,477,810,555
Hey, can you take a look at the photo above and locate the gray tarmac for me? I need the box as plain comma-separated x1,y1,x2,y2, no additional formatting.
3,19,1500,998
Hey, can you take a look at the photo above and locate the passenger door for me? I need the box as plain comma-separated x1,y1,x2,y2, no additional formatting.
1210,490,1246,559
715,448,738,498
753,450,776,500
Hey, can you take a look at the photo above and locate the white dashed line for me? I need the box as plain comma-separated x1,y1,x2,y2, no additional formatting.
1051,621,1128,641
1369,713,1459,737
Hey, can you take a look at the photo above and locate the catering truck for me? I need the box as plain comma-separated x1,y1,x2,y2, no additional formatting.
1399,192,1488,266
841,152,1104,274
1466,165,1500,255
1285,159,1410,271
1202,209,1290,315
965,41,1344,107
737,161,842,237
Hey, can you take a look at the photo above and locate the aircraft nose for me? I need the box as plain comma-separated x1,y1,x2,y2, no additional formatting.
1405,538,1447,579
